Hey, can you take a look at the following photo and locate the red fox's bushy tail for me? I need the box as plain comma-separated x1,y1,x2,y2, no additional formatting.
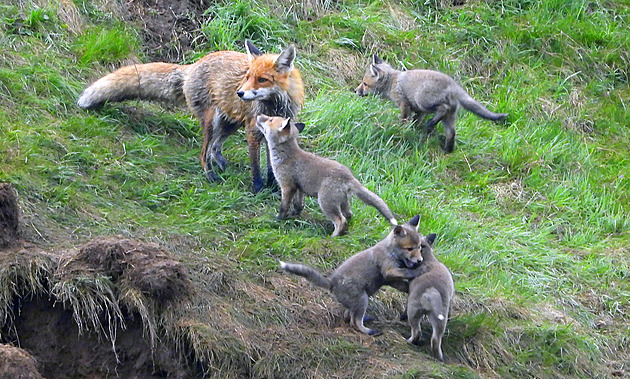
458,92,508,122
350,180,397,225
77,62,187,110
279,261,331,290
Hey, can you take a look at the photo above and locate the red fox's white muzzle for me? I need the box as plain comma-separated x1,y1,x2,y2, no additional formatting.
237,88,272,101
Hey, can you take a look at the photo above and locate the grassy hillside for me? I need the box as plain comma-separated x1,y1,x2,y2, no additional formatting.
1,0,629,377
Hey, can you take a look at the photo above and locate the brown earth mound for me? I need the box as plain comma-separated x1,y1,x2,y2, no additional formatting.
60,236,191,305
0,344,43,379
121,0,213,62
0,198,195,379
0,183,20,249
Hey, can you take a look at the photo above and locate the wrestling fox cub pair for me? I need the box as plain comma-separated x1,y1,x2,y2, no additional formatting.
281,217,454,361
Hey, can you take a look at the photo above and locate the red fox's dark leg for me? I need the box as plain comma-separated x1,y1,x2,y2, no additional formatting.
247,123,264,193
407,311,422,345
200,107,217,181
210,109,239,172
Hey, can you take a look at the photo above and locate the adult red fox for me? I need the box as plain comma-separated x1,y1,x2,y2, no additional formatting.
78,40,305,193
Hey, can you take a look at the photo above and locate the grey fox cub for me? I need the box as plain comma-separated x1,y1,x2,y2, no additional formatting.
406,233,454,361
355,55,508,153
256,114,397,237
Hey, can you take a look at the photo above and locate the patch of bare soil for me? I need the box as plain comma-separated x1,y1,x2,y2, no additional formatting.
0,238,194,378
5,297,190,379
120,0,214,62
0,183,20,249
0,186,195,377
0,344,43,379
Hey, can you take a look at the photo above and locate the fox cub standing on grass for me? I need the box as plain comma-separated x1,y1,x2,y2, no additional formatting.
78,40,305,193
405,233,454,362
355,55,508,153
256,114,397,237
280,216,424,335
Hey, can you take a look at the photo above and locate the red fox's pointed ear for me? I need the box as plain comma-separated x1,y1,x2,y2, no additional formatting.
245,40,262,62
373,54,384,65
275,45,296,73
426,233,437,245
295,122,306,133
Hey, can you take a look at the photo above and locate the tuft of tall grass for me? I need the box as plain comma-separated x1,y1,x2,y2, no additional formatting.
73,25,140,66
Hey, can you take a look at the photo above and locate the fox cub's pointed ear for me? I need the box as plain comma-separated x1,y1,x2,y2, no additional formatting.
369,64,381,78
280,117,291,131
295,122,306,133
426,233,436,246
408,215,420,230
245,40,262,62
275,45,296,73
393,225,406,237
373,54,384,65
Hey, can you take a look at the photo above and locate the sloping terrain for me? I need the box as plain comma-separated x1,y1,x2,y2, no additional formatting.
1,0,629,378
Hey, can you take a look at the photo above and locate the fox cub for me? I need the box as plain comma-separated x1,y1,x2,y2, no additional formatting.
280,216,424,335
406,233,454,361
256,114,397,237
355,55,508,153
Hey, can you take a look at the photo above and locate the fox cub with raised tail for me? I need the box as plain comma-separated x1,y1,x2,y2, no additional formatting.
280,216,424,335
256,114,397,237
406,233,454,361
78,40,304,193
355,55,508,153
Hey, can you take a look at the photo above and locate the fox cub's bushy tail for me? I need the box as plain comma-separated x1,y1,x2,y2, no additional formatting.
279,261,331,290
457,91,508,122
350,179,397,225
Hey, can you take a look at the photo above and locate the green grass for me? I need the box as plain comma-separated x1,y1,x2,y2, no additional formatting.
1,0,629,377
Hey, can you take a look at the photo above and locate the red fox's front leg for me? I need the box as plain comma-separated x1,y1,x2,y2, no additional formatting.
247,124,264,193
200,107,217,181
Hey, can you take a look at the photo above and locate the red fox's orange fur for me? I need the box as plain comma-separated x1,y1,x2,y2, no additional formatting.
77,41,305,193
